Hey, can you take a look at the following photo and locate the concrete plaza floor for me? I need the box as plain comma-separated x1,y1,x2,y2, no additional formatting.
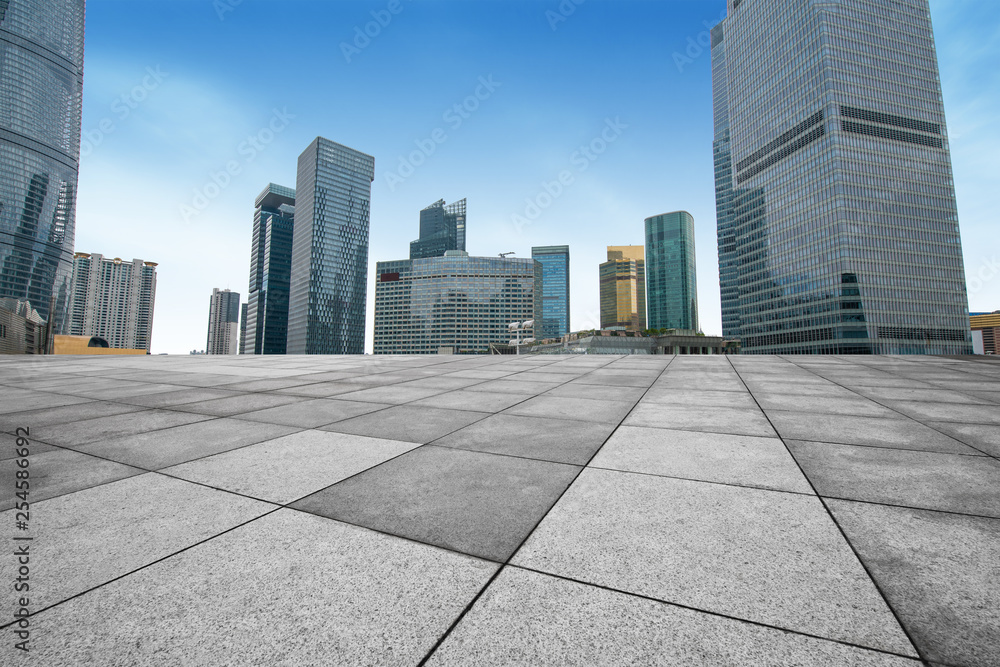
1,353,998,665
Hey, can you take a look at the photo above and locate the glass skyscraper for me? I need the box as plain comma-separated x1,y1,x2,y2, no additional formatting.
245,183,294,355
374,253,541,355
287,138,374,355
410,198,466,259
0,0,86,334
531,245,570,339
713,0,971,354
645,211,698,331
599,246,645,331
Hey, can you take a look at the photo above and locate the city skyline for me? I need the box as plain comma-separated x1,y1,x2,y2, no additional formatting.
73,0,997,354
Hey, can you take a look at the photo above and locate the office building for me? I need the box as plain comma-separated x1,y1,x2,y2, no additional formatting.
69,253,157,352
970,311,999,355
245,183,295,355
0,0,86,333
207,288,240,355
374,251,541,355
0,297,47,354
645,211,698,331
532,245,570,339
599,245,645,331
712,0,971,354
239,303,248,355
410,198,467,259
287,138,374,355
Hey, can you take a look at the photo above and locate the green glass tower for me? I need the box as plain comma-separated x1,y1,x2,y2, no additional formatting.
645,211,698,331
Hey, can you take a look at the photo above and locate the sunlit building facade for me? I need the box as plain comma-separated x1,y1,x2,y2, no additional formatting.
0,0,86,333
206,287,240,355
599,245,645,331
532,245,570,339
69,253,156,352
712,0,971,354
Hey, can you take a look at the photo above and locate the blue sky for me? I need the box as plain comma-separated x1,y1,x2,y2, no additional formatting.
76,0,999,354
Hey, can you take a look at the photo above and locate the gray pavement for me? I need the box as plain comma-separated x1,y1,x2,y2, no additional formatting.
0,353,997,666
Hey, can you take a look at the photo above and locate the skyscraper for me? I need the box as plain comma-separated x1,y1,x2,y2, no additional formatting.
239,303,248,355
287,138,374,355
645,211,698,331
532,245,570,339
206,288,240,355
599,246,645,331
69,253,157,352
410,198,467,259
0,0,86,334
374,252,541,355
712,0,971,354
245,183,295,355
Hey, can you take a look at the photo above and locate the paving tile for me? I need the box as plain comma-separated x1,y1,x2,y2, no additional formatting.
465,378,562,395
75,418,300,470
335,383,456,405
170,392,306,416
434,413,616,465
766,411,980,455
0,389,91,414
879,400,1000,425
592,426,812,494
513,468,915,655
292,446,580,561
624,403,776,437
752,394,897,417
115,387,245,407
322,405,487,444
924,421,1000,458
0,473,272,610
33,409,214,448
396,376,487,390
544,382,646,403
272,382,376,398
0,448,145,510
24,509,497,665
232,397,390,428
571,373,658,388
788,440,1000,517
509,371,583,383
504,395,635,424
828,500,1000,667
852,386,988,404
161,429,420,504
409,390,530,413
0,400,145,434
427,567,919,667
208,377,321,392
641,387,758,408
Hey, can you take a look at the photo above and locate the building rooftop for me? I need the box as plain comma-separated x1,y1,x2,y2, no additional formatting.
1,353,997,665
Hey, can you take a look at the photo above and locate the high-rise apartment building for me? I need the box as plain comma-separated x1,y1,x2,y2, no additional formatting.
287,138,374,355
374,252,541,355
245,183,295,355
0,0,86,334
645,211,698,331
69,253,157,352
532,245,570,339
712,0,971,354
410,198,467,259
600,245,645,331
206,288,240,355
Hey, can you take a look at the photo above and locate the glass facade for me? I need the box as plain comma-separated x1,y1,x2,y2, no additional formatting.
645,211,698,331
0,0,85,334
245,183,294,355
713,0,971,354
409,198,467,259
599,245,645,331
287,138,374,355
531,245,570,339
373,254,541,355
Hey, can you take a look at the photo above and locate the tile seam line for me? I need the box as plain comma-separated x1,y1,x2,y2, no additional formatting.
0,506,285,629
414,354,679,666
777,356,999,461
732,356,927,664
506,563,926,663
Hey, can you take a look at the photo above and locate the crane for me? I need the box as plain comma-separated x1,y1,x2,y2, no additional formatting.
499,252,515,258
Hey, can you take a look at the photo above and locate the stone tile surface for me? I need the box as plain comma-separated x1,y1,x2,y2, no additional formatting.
504,395,635,424
624,403,777,437
322,405,487,443
232,397,390,428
